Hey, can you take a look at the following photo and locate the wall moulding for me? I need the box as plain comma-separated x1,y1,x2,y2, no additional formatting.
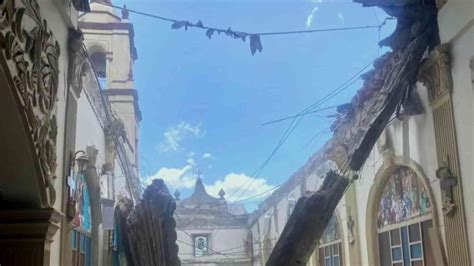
418,43,453,108
0,0,61,207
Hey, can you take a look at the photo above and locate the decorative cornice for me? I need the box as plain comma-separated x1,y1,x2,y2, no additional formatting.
78,21,138,60
68,28,89,98
103,89,142,121
418,43,453,106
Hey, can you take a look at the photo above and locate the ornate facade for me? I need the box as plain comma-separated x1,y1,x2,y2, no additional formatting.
247,1,474,265
175,178,251,265
0,0,141,265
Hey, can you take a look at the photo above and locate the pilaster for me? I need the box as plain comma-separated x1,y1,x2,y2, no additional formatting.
418,43,471,265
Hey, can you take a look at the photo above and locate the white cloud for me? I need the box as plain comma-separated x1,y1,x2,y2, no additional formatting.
202,153,214,160
187,158,195,166
158,122,203,153
143,164,196,191
338,12,345,24
205,173,275,202
305,6,319,28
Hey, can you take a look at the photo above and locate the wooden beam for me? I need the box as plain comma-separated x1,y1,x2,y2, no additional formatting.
115,179,180,266
266,172,349,266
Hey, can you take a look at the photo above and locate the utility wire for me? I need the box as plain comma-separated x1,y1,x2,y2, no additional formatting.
231,184,282,204
230,61,373,204
96,2,391,37
261,104,339,126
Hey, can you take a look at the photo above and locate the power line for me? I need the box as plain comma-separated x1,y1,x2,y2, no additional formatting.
230,61,373,204
231,184,282,204
96,2,390,37
261,104,339,126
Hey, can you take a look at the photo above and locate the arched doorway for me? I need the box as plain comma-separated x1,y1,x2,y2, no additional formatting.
317,214,343,266
375,166,436,266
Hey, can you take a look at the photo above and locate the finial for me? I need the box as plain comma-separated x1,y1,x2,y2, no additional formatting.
174,189,181,201
121,5,129,19
218,188,225,199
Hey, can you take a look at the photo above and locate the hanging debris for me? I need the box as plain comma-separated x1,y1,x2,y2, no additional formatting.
114,179,180,266
327,0,438,171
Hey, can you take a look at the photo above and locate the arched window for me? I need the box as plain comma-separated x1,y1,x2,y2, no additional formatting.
318,215,343,266
377,166,435,266
90,52,106,78
90,51,107,89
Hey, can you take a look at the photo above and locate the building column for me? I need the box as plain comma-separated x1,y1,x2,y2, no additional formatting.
0,208,61,266
419,44,471,265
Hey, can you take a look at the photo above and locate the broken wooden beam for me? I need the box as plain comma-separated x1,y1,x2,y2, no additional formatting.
266,171,349,266
115,179,181,266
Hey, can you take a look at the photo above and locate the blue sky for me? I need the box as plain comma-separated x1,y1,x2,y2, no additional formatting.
112,0,394,209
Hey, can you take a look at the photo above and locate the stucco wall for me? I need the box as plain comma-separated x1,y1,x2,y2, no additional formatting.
75,95,106,167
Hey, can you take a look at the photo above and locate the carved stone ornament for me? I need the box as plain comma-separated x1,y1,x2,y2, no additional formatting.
0,0,61,206
436,161,457,216
68,28,89,98
418,44,453,105
346,206,355,245
377,129,395,164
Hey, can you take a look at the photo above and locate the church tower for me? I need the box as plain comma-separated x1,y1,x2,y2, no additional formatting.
78,0,141,168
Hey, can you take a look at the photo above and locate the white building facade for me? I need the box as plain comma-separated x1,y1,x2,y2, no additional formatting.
0,0,141,265
248,1,474,265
